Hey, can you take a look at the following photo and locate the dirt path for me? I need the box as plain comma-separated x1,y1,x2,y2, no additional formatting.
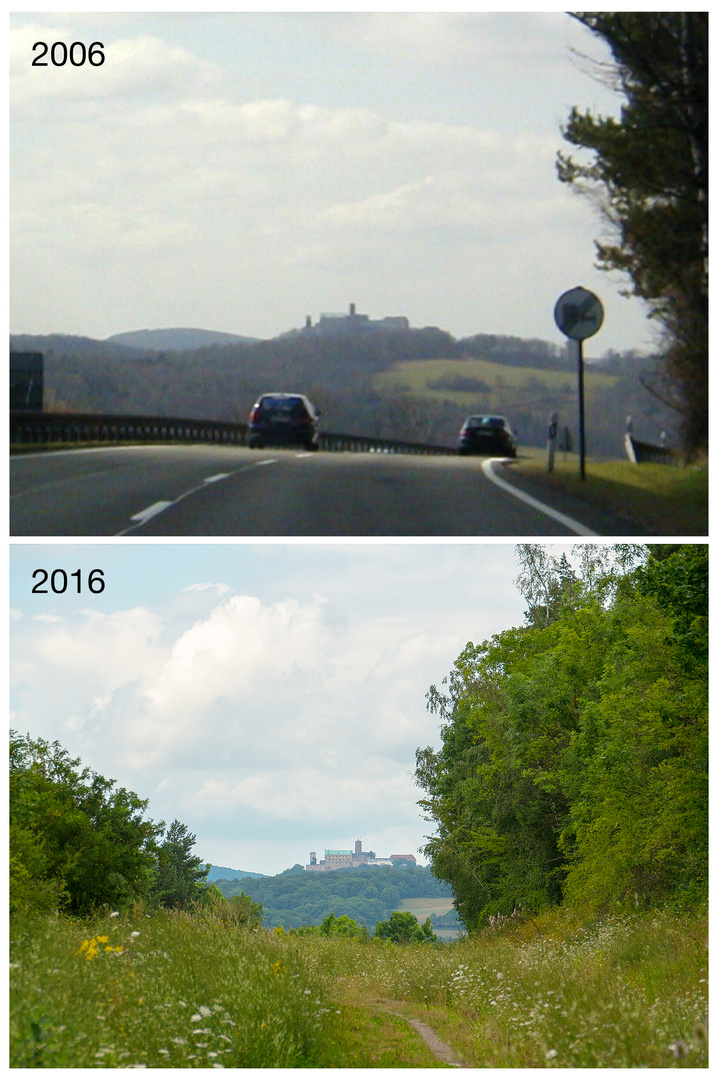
372,999,467,1068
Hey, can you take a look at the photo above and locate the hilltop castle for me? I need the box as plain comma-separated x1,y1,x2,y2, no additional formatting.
306,838,417,873
302,303,410,337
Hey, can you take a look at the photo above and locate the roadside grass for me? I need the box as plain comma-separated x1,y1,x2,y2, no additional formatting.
11,904,706,1068
510,446,708,534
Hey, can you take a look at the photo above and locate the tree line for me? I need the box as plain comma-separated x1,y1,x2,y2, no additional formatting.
10,732,213,917
415,544,707,931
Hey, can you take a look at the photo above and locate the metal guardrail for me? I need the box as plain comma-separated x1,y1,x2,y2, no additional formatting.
10,411,249,446
320,431,453,455
10,411,456,456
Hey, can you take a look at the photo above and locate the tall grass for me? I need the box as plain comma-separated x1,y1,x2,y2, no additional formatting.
326,908,708,1068
10,902,336,1068
10,903,707,1068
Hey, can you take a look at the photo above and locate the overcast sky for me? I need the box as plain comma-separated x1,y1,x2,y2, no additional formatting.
10,542,579,877
10,10,656,353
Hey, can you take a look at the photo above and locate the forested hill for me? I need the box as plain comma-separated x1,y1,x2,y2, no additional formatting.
206,864,263,882
213,864,451,932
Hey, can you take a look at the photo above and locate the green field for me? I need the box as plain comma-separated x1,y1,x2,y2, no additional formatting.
10,903,707,1068
396,896,456,919
375,357,617,408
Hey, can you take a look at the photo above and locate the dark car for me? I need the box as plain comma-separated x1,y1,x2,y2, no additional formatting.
457,414,517,457
248,392,320,451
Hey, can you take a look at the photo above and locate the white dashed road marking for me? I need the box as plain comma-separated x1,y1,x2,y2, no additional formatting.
129,501,173,524
116,459,279,535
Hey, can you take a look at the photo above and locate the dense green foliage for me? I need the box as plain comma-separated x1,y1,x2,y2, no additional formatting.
289,911,370,941
558,14,708,453
10,733,212,916
152,819,210,908
416,545,707,930
213,864,450,932
10,733,163,915
374,910,438,945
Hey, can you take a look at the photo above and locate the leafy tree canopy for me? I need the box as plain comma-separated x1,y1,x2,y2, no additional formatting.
10,733,217,918
149,819,210,909
10,732,163,915
374,910,438,945
416,545,707,929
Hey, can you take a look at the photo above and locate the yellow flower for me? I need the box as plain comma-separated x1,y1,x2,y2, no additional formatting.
96,935,109,944
78,938,99,959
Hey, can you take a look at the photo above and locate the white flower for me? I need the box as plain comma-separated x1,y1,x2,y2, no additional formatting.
130,931,141,939
110,911,120,918
545,1049,558,1060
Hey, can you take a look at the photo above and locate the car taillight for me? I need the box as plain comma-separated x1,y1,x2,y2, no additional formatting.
249,407,259,422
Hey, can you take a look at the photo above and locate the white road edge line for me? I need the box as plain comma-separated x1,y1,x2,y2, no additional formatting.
481,458,598,536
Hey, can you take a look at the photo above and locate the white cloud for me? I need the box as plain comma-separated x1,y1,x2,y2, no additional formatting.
10,13,654,347
10,542,538,873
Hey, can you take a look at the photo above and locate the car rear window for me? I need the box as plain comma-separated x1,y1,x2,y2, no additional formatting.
260,396,305,413
467,416,504,429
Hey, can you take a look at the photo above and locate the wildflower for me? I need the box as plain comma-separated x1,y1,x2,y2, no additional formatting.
96,935,109,944
545,1049,558,1060
110,911,120,918
130,931,140,939
669,1041,689,1060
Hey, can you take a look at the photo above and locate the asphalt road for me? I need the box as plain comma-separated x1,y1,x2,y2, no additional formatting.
10,445,599,537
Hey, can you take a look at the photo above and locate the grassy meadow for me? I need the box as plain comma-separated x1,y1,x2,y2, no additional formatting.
375,356,618,409
10,901,707,1068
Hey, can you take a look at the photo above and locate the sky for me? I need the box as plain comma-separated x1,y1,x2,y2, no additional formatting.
10,9,657,354
9,541,579,878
